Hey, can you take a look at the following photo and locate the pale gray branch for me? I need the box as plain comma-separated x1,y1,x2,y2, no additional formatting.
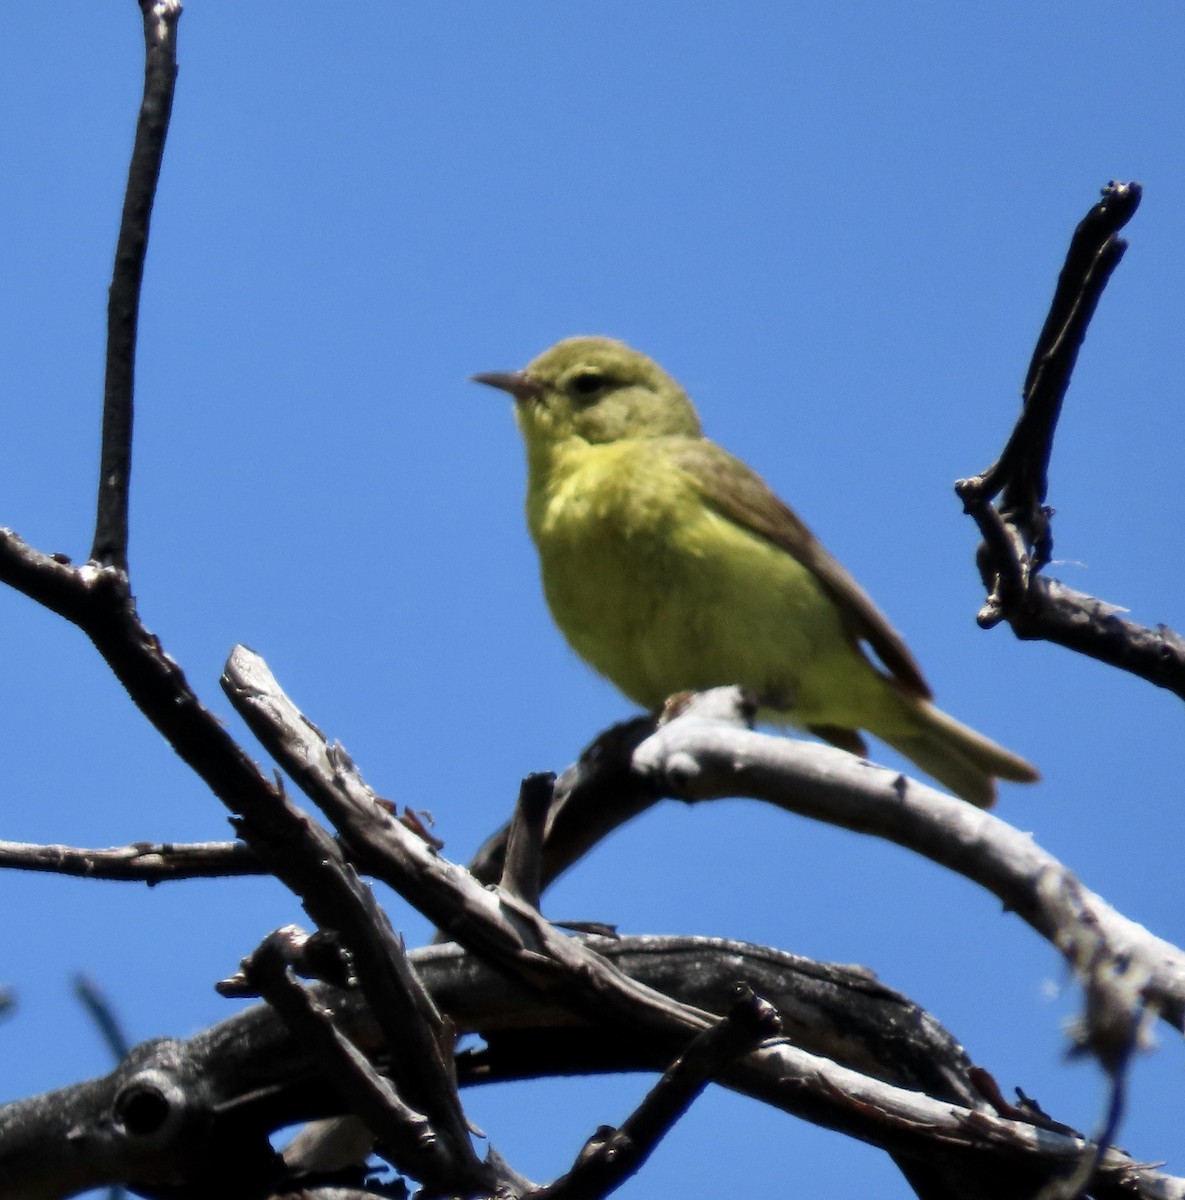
632,689,1185,1051
218,649,1175,1194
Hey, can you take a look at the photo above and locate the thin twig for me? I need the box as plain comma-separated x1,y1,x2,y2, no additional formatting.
960,182,1141,523
240,929,439,1179
92,0,182,571
468,716,656,892
73,975,132,1060
535,986,781,1200
0,838,259,882
1049,983,1152,1200
499,773,555,907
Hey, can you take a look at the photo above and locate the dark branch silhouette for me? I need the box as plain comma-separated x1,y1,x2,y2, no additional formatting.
498,771,556,907
956,182,1185,700
73,975,132,1061
239,928,504,1196
535,986,782,1200
92,0,182,572
3,937,1177,1199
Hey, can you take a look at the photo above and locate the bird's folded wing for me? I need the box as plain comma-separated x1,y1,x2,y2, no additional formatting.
667,438,932,699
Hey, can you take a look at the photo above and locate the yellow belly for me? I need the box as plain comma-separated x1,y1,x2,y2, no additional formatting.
526,437,898,731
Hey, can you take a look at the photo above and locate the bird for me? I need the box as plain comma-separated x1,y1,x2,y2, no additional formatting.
473,336,1038,806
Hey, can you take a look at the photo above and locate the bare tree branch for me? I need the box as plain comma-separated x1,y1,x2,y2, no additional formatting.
954,182,1185,698
218,649,1176,1195
73,975,132,1061
239,928,469,1190
499,771,555,907
534,986,782,1200
0,837,258,882
92,0,182,571
467,687,1185,1066
630,690,1185,1049
0,938,1177,1200
971,182,1140,525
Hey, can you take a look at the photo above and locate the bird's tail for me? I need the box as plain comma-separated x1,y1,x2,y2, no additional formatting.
876,696,1039,808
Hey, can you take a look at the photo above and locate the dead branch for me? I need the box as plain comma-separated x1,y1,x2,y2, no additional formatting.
532,986,782,1200
631,690,1185,1049
955,182,1185,699
0,837,258,882
92,0,182,572
218,648,1172,1195
464,687,1185,1068
0,938,1176,1200
237,928,492,1193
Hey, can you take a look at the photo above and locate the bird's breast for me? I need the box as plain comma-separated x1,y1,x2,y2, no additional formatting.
523,439,732,706
528,440,685,542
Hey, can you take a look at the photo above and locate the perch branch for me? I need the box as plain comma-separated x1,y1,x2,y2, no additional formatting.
469,689,1185,1068
218,650,1171,1194
629,691,1185,1054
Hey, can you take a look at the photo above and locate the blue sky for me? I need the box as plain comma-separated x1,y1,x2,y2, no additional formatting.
2,5,1184,1195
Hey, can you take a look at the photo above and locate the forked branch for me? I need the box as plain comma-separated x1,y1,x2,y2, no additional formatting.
955,182,1185,699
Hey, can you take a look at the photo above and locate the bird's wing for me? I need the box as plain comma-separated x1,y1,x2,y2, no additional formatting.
667,438,932,699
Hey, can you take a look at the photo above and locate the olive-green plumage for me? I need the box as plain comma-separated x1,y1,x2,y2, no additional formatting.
474,336,1038,806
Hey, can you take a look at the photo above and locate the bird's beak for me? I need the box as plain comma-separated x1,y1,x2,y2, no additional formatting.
471,370,543,403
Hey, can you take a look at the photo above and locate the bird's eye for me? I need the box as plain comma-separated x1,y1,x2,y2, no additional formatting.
568,370,605,397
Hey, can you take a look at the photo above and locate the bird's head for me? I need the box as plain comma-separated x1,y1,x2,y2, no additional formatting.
473,336,702,448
